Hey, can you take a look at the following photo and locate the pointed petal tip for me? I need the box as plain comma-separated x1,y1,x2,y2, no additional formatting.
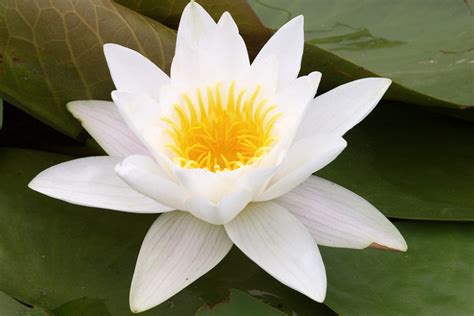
103,43,123,57
366,77,392,90
129,294,152,314
304,275,327,303
184,0,206,13
368,227,408,252
65,100,85,116
309,71,322,81
312,287,326,303
293,15,304,25
369,240,408,252
27,177,39,192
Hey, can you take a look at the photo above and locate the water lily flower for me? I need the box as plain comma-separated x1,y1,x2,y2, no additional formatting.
28,1,407,313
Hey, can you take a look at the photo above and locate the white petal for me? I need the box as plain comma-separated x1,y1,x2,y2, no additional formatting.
267,72,322,155
175,166,276,224
130,212,233,312
205,12,250,83
172,10,250,89
275,71,321,120
111,91,161,137
256,135,347,201
277,176,407,251
253,16,304,89
171,1,216,88
295,78,391,140
67,100,148,157
28,157,171,213
175,1,215,55
225,201,326,302
103,44,169,99
110,91,167,161
115,155,187,210
241,55,279,96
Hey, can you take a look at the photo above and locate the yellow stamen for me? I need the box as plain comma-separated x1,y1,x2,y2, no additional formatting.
162,81,281,172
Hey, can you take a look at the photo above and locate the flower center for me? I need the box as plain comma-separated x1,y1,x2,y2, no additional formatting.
162,82,281,172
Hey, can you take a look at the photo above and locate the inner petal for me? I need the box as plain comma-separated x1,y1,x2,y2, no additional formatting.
162,82,281,172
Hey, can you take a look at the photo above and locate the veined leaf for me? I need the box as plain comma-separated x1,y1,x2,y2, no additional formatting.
322,221,474,315
0,291,48,316
250,0,474,111
318,102,474,221
1,148,470,315
195,289,286,316
0,0,176,138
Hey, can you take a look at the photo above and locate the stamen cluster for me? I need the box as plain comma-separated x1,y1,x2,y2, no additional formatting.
162,82,281,172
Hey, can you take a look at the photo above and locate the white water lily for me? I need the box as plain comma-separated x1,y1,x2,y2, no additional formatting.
28,1,407,313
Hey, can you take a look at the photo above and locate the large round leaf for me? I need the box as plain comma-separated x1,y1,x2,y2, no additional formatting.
195,289,285,316
0,291,48,316
318,102,474,221
321,221,474,315
0,0,176,138
1,148,471,315
250,0,474,111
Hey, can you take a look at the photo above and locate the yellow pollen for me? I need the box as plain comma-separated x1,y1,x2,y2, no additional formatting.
162,81,281,172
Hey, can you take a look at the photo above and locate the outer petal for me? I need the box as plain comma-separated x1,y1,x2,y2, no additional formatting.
130,211,233,313
272,71,321,149
103,44,169,99
277,176,407,251
115,155,187,210
256,135,347,201
295,78,391,140
225,201,326,302
253,16,304,89
28,157,171,213
67,100,148,157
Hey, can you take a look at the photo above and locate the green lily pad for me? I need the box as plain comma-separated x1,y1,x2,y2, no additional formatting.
318,102,474,221
195,289,285,316
250,0,474,111
1,147,471,315
321,221,474,315
0,0,176,139
53,298,111,316
0,291,48,316
116,0,270,57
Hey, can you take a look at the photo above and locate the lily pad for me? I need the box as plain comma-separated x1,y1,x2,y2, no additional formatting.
0,291,48,316
0,147,471,315
318,102,474,221
250,0,474,110
53,298,111,316
321,221,474,315
0,0,176,138
195,289,285,316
